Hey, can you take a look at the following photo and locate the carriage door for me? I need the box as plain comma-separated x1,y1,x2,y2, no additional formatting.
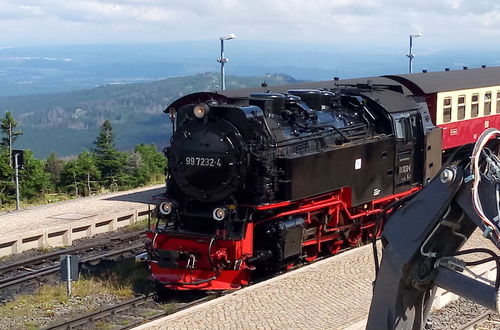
392,111,419,194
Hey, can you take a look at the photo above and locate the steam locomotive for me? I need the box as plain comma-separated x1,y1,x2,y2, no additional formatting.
145,66,500,290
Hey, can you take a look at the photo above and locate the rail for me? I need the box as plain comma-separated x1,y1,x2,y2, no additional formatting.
0,230,146,291
42,295,213,330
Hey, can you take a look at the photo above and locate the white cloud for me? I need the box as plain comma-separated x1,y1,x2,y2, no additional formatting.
0,0,500,49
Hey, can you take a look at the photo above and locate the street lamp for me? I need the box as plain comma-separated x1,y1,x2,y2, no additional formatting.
217,34,236,90
406,32,422,74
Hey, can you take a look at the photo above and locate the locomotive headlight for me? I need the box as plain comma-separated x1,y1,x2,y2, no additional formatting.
212,207,227,221
193,103,210,119
159,201,174,215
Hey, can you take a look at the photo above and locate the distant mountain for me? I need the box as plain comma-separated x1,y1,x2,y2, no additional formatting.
1,41,498,159
1,42,498,98
1,72,301,158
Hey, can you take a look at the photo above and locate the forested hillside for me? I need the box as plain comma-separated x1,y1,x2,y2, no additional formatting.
0,72,300,157
0,113,166,209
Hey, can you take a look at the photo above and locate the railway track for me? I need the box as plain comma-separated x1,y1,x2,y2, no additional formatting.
0,230,147,293
456,311,500,330
42,294,213,330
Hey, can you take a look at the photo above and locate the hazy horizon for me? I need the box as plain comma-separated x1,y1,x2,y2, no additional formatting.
0,40,498,97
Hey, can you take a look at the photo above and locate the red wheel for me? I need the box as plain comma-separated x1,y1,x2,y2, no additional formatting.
347,228,362,247
304,246,319,262
327,240,343,254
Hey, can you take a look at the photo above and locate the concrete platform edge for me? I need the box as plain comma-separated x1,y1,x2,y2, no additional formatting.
0,205,152,257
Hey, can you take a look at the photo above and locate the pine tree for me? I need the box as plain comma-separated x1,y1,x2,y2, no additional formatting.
59,159,80,196
0,112,22,167
93,120,125,189
19,150,51,200
45,152,65,189
0,149,14,205
134,144,166,184
76,151,100,195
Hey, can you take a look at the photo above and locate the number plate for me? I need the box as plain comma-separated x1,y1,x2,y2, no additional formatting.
184,156,223,167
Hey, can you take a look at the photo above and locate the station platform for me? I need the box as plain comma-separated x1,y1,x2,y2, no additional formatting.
0,185,163,257
134,230,496,330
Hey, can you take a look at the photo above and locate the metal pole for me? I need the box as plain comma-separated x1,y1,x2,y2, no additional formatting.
220,39,225,90
66,255,72,297
14,153,20,210
408,36,413,74
8,122,12,167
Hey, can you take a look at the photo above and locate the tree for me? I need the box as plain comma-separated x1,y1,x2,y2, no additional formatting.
93,120,125,189
0,149,14,205
134,144,165,183
76,150,100,195
19,150,51,200
59,151,100,196
59,159,80,196
45,152,65,189
122,151,145,188
0,112,22,167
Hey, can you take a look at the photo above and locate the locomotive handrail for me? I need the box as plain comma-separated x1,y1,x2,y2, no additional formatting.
255,200,344,226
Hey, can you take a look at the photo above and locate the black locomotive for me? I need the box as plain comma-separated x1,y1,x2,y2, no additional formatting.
146,83,442,290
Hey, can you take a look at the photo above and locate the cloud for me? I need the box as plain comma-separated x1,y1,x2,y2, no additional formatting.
0,0,500,49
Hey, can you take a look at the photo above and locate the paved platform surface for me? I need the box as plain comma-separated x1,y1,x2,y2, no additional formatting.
135,230,494,330
0,185,164,256
1,184,163,236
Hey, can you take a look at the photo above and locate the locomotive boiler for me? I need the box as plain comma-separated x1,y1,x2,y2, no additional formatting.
144,82,442,290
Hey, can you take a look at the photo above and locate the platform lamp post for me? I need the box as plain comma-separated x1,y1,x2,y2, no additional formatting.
406,32,422,74
11,149,24,210
217,34,236,90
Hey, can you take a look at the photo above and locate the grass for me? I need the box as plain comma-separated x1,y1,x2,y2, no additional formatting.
94,320,114,330
1,258,183,328
0,278,134,328
73,277,133,298
23,322,38,330
124,217,151,232
161,303,178,315
88,258,154,295
0,193,76,211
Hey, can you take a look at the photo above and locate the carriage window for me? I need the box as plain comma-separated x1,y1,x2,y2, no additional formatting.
458,95,466,120
471,93,479,118
443,97,452,123
497,91,500,114
485,92,492,115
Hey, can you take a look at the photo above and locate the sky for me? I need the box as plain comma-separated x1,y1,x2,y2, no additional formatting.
1,0,500,52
